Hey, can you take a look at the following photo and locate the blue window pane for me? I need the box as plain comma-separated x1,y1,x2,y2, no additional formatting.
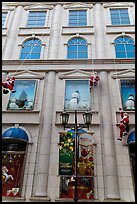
115,44,125,51
2,12,7,27
116,52,126,58
32,47,41,53
127,52,135,58
30,53,40,59
78,45,87,52
69,11,77,15
79,21,87,26
68,37,87,59
69,10,87,27
111,19,121,24
120,9,128,13
27,12,46,27
69,19,77,23
68,52,77,59
68,38,77,44
20,39,41,59
110,9,130,25
68,45,77,52
78,52,88,58
110,9,118,14
126,44,135,51
115,37,123,43
20,53,30,59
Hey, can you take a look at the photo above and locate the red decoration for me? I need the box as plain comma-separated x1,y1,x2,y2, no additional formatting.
2,77,16,94
117,108,129,141
89,72,100,89
81,149,88,157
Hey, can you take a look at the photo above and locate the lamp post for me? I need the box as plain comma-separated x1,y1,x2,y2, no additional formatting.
60,110,92,202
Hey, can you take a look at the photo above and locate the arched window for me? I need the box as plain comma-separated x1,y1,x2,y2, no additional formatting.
20,38,42,59
2,127,28,197
114,36,135,58
67,37,88,59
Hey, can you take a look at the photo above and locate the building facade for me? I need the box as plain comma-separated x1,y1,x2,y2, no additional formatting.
2,2,135,202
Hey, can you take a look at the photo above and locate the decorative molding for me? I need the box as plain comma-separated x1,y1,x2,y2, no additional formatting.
63,2,93,9
58,69,93,79
8,70,45,79
103,2,134,8
111,68,135,79
24,3,53,10
2,5,15,11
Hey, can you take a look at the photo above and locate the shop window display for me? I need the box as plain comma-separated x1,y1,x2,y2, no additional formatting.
120,80,135,111
2,140,27,197
64,80,90,110
59,130,95,200
7,80,36,110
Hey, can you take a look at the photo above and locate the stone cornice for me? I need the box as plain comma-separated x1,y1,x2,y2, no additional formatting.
2,59,135,66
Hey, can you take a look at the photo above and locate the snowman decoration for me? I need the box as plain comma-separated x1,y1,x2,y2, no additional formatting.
125,94,135,110
69,90,81,110
9,98,19,109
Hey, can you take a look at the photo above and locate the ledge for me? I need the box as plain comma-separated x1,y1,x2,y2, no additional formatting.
2,59,135,66
61,26,94,35
18,26,50,36
29,196,51,202
2,196,25,202
55,110,100,126
2,110,40,124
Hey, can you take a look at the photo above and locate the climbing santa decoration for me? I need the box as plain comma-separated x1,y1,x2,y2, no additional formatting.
89,72,100,90
2,77,16,94
117,108,130,141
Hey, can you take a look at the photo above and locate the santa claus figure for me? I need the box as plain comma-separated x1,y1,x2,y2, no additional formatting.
2,77,16,94
117,108,129,141
89,72,100,89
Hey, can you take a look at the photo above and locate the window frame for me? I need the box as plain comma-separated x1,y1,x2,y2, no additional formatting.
2,12,8,28
7,79,37,111
59,130,95,200
114,36,135,58
110,8,130,25
67,37,88,59
64,79,91,111
27,11,47,27
120,79,135,111
20,38,42,60
69,10,87,27
2,140,28,197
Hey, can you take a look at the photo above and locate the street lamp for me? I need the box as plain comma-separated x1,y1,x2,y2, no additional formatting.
60,110,92,202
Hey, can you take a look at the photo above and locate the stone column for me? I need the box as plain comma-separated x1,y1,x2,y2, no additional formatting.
99,71,120,199
2,5,23,59
48,4,62,59
34,71,56,197
94,3,106,58
2,71,8,82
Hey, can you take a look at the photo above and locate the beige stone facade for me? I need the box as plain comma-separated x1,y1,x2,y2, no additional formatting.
2,2,135,202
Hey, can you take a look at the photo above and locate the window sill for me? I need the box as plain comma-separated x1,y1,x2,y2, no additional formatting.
55,198,98,202
30,196,51,201
106,24,135,27
2,110,40,113
2,196,25,201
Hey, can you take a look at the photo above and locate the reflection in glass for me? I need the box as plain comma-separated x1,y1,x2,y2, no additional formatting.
121,80,135,111
64,80,90,110
7,80,36,110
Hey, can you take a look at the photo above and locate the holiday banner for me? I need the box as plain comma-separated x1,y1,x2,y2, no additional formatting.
59,132,74,175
